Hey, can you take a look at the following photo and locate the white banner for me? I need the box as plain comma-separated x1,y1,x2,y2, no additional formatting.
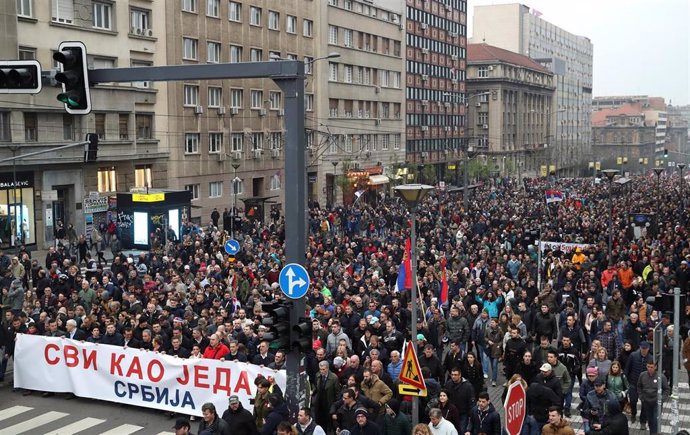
14,334,286,416
538,241,591,254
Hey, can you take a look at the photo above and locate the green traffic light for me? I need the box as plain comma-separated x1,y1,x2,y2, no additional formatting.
57,93,80,108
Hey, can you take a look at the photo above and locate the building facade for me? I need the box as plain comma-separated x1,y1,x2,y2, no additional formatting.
405,0,467,184
466,43,555,177
471,3,593,176
314,0,406,206
0,0,169,249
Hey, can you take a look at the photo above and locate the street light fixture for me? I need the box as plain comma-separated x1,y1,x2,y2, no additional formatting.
331,161,339,206
393,183,434,428
601,169,618,261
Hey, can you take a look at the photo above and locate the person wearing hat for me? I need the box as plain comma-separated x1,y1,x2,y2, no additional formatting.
173,417,193,435
582,376,616,434
624,340,653,424
221,395,258,434
590,399,627,435
536,361,563,399
349,408,379,435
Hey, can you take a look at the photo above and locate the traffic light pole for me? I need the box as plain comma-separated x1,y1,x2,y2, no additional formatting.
87,60,307,419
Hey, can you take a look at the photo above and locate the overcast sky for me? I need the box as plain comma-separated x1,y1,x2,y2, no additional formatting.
468,0,690,106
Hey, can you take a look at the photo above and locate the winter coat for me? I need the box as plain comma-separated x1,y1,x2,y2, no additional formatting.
360,375,392,412
221,403,259,435
484,327,503,359
7,280,24,311
624,349,653,387
466,403,500,435
349,420,381,435
443,378,475,415
445,314,469,342
198,413,232,435
541,419,575,435
382,412,412,435
261,402,289,435
526,381,560,423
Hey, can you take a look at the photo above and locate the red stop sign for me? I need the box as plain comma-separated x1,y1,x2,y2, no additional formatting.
504,380,526,435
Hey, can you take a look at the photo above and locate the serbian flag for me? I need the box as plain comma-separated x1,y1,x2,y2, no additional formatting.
396,238,413,291
545,190,564,204
440,257,448,306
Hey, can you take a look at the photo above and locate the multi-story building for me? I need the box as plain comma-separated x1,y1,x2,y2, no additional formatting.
466,43,555,177
0,0,169,250
471,3,593,176
164,0,317,224
314,0,406,206
405,0,467,183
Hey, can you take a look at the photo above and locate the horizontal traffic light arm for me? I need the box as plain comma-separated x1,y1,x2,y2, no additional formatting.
0,60,42,94
0,140,88,164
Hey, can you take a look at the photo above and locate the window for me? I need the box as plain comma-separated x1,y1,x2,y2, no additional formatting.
478,66,489,78
328,0,337,5
478,112,488,124
17,0,32,17
268,10,279,30
305,94,313,112
232,178,243,195
95,113,106,139
251,133,263,150
382,135,389,150
250,48,262,62
230,89,243,108
304,57,313,74
286,15,296,33
209,133,222,153
208,87,222,107
206,42,221,63
269,174,281,190
0,113,10,142
62,114,74,140
209,182,223,198
268,91,281,110
329,62,338,81
92,58,114,70
380,70,389,87
207,0,219,17
250,6,261,26
130,9,150,33
250,90,263,109
93,2,112,30
52,0,74,23
229,45,242,63
184,184,200,200
343,65,352,83
131,60,151,88
185,133,200,154
181,0,196,12
183,38,198,60
183,85,199,106
229,1,241,21
97,168,117,193
269,51,281,61
18,47,35,60
230,133,243,151
343,29,353,47
134,166,152,188
287,53,297,61
328,25,338,44
269,132,282,149
303,19,313,37
119,114,129,139
343,0,352,9
23,112,37,142
393,134,400,150
136,114,153,139
391,72,400,88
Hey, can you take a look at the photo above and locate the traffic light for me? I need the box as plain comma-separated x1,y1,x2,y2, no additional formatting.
664,149,669,158
0,60,42,94
262,301,291,351
85,133,99,162
292,317,313,352
53,41,91,115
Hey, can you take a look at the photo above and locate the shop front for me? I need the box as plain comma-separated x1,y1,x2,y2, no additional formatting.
0,171,36,249
344,166,389,205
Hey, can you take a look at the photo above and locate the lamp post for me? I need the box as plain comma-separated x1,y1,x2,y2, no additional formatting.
394,183,434,428
231,163,240,239
331,161,339,207
602,169,619,260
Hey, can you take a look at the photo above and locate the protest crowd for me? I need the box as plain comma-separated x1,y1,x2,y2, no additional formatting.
2,173,690,435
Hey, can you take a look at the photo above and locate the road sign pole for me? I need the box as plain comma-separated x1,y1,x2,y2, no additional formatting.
410,205,419,427
672,287,680,433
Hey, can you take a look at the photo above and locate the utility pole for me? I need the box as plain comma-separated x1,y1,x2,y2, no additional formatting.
671,287,681,433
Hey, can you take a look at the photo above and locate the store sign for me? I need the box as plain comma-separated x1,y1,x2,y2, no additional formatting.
83,196,109,214
0,171,33,188
133,193,165,203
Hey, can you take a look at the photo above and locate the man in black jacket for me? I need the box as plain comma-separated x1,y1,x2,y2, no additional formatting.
466,392,501,435
221,395,258,435
444,367,475,433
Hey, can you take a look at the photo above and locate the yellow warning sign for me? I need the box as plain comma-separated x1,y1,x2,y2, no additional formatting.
399,342,426,391
399,384,427,397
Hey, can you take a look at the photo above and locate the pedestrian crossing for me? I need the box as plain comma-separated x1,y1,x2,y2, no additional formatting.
0,406,176,435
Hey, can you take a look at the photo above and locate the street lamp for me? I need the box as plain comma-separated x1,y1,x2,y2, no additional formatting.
331,161,338,206
601,169,619,260
231,163,240,238
394,183,434,427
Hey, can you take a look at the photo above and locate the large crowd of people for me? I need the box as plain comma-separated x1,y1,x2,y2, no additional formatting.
2,173,690,435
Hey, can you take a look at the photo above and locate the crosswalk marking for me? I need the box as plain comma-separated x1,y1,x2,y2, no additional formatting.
0,411,68,435
44,417,106,435
99,424,144,435
0,406,33,423
156,432,175,435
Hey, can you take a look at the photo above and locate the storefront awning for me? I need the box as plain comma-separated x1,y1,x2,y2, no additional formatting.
368,175,390,185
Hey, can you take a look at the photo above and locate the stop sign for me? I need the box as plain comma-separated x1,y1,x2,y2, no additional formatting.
504,380,526,435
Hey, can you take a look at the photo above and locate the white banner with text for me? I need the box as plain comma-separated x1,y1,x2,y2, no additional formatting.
538,241,592,254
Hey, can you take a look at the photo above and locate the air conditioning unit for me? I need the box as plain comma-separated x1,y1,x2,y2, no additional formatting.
253,149,263,159
374,118,381,125
259,108,267,116
422,48,429,55
217,106,227,115
421,126,429,131
232,151,242,160
130,27,137,34
194,105,204,115
271,148,280,158
146,29,153,37
476,102,482,107
217,153,227,161
308,147,314,157
446,4,452,11
451,79,458,84
422,74,429,81
422,100,429,106
421,152,428,159
445,126,451,131
421,23,428,30
230,107,239,115
451,55,458,61
136,28,143,35
444,102,451,108
488,66,494,71
375,86,381,94
482,124,489,129
278,109,285,117
450,32,457,38
444,149,449,155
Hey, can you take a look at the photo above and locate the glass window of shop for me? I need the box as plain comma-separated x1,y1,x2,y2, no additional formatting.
0,172,35,247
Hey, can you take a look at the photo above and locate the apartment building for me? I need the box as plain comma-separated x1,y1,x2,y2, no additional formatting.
0,0,169,249
471,3,593,176
313,0,406,206
405,0,467,183
466,43,555,177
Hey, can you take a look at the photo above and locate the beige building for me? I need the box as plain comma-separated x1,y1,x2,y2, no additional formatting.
0,0,169,249
466,43,554,177
313,0,406,206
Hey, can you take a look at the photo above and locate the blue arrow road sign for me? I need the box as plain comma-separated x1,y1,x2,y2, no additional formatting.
224,239,240,255
279,263,310,299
